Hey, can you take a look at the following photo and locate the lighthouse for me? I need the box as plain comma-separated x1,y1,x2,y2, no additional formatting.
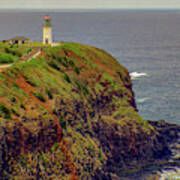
42,15,52,45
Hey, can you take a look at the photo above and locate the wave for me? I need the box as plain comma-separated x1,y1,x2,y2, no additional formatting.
159,138,180,180
159,167,180,180
136,97,150,103
130,72,148,80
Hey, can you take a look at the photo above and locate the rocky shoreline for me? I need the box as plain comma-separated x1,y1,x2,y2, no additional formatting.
148,120,180,180
148,120,180,144
114,120,180,180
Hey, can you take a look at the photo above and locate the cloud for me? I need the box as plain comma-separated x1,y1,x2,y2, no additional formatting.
0,0,180,9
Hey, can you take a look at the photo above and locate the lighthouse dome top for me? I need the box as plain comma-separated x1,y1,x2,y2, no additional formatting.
44,15,51,21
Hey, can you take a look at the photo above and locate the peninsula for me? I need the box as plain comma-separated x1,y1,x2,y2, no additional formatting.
0,41,179,179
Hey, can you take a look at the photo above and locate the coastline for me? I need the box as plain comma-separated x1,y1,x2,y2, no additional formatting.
116,120,180,179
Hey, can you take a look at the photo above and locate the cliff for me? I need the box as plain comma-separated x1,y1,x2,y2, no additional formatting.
0,42,177,179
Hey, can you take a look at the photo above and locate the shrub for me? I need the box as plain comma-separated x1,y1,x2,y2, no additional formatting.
5,47,22,57
31,91,46,102
59,115,66,130
75,81,89,95
53,109,58,115
0,104,11,119
26,79,37,87
74,66,80,75
27,48,32,54
89,111,95,118
20,104,26,110
11,96,16,102
0,53,18,64
69,60,75,67
48,61,61,71
64,73,71,83
46,90,53,99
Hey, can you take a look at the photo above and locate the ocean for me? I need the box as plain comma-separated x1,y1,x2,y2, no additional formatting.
0,10,179,124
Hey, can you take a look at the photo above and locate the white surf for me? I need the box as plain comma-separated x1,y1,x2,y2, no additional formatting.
136,97,150,103
130,72,148,80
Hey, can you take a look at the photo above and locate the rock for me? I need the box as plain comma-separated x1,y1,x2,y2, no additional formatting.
0,42,178,179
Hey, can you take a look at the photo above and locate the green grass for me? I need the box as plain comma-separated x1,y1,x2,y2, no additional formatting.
62,42,87,59
0,52,18,64
0,41,48,65
19,41,47,47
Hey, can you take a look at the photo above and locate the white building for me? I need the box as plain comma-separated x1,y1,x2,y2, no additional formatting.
42,15,52,45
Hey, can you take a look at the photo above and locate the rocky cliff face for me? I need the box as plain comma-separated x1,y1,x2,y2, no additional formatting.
0,42,174,179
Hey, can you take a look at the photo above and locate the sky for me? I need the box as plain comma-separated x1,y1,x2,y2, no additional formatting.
0,0,180,9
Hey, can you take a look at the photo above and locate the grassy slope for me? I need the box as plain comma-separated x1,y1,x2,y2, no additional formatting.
0,42,32,63
0,42,159,179
0,41,48,64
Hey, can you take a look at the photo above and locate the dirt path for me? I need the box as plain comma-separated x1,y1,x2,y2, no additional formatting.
14,75,77,180
0,63,14,69
23,47,42,61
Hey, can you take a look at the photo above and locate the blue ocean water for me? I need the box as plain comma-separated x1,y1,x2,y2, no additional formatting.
0,10,179,124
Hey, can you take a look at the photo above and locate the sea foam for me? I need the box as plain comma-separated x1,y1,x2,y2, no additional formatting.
130,72,148,80
136,97,150,103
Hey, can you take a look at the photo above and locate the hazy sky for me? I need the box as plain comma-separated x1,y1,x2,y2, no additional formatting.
0,0,180,9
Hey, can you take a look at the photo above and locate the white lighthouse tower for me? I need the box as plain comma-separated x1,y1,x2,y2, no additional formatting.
42,15,52,45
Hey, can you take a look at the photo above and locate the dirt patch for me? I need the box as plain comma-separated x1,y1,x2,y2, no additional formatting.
14,74,77,180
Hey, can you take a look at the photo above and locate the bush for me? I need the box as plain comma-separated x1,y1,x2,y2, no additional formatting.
69,60,75,67
64,73,71,83
59,115,66,130
0,104,11,119
75,81,89,95
31,91,46,102
74,66,80,75
46,90,53,99
48,61,61,71
0,53,18,64
5,47,22,57
27,48,32,54
26,79,37,87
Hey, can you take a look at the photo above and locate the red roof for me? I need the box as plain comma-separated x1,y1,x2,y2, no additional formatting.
44,15,51,21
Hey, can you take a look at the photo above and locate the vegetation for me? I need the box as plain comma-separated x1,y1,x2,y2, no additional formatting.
0,52,18,63
0,103,11,119
0,41,46,64
0,42,162,179
31,91,46,102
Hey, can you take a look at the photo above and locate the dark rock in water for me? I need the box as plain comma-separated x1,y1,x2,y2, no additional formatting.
148,120,180,161
149,120,180,143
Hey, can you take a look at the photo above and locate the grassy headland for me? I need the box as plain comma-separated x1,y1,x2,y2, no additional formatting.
0,42,173,179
